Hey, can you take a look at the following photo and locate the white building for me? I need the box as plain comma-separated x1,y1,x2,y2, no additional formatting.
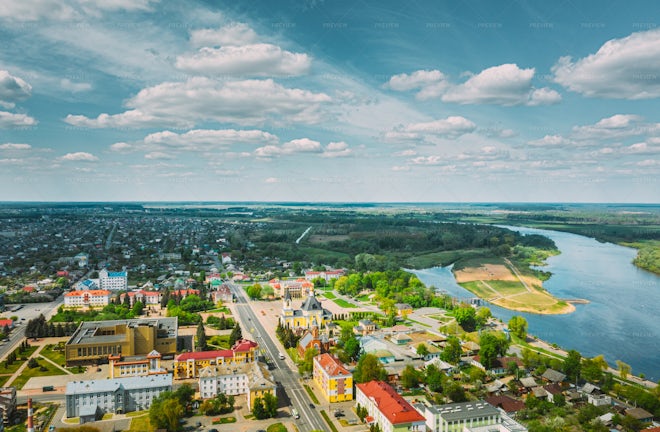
99,269,128,291
198,362,276,411
64,290,111,308
65,374,172,421
425,401,501,432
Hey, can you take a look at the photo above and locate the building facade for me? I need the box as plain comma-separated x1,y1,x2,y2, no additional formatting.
280,288,332,330
198,362,276,410
98,269,128,291
0,387,16,425
65,318,178,366
64,290,111,308
424,401,501,432
313,353,353,403
355,381,426,432
65,374,172,419
173,339,258,379
108,350,167,378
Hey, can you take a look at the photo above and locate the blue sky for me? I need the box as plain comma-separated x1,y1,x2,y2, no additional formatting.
1,0,659,202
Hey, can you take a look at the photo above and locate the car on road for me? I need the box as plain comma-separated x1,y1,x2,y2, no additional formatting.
309,403,315,409
279,352,285,360
208,429,218,432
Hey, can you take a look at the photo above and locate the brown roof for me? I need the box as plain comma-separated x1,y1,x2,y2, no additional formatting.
485,395,525,413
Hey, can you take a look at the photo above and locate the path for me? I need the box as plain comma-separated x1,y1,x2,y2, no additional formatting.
38,353,73,375
4,343,46,387
504,258,532,293
295,226,312,244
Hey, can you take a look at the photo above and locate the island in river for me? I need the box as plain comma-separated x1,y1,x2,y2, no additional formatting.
451,256,577,314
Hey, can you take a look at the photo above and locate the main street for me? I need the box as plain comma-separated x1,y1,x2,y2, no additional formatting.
229,282,327,432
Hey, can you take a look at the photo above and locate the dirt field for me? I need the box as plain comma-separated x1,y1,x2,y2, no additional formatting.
307,234,351,243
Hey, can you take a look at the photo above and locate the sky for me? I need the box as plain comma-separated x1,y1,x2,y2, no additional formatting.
0,0,659,203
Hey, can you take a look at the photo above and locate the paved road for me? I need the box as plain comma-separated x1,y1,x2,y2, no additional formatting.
229,282,327,432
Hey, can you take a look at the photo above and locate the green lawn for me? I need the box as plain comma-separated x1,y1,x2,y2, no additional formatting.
332,298,357,308
129,415,153,432
125,411,149,418
319,410,339,432
355,294,371,302
267,423,288,432
12,360,67,390
323,292,337,299
304,384,320,404
208,334,231,349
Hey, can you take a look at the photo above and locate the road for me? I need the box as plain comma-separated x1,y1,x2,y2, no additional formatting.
229,282,327,432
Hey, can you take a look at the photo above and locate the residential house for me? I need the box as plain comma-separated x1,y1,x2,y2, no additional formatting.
313,354,353,402
297,327,330,358
625,407,653,423
485,395,525,417
353,319,377,336
108,350,167,378
541,369,566,383
394,303,413,317
356,381,426,432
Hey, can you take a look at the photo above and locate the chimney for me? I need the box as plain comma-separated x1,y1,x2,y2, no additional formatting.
27,398,34,432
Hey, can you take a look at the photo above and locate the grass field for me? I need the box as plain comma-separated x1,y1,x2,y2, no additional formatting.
129,415,152,432
323,292,337,299
12,359,66,390
332,298,357,308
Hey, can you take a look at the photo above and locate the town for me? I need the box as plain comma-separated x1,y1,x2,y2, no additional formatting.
0,203,658,432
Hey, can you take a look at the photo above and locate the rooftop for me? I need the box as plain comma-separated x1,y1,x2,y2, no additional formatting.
66,317,178,346
357,380,425,425
428,400,500,422
175,339,257,361
314,353,351,377
66,373,172,395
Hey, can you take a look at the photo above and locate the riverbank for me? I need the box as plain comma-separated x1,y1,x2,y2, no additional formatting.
452,259,575,315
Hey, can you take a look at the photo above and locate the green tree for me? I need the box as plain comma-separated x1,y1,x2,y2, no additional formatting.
252,397,267,419
354,353,387,383
263,392,278,418
150,393,184,432
229,322,242,346
425,364,446,393
478,332,510,369
454,306,477,332
401,365,421,389
298,348,318,375
131,300,144,316
174,383,195,406
616,360,631,380
475,307,492,328
508,316,528,340
196,321,208,351
416,343,429,357
444,381,467,402
563,349,582,382
582,356,606,382
441,336,462,364
344,337,361,362
246,284,263,300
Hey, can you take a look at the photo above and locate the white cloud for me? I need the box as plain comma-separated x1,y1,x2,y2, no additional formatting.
144,129,279,150
393,149,417,157
265,177,279,183
624,140,660,155
0,143,31,150
58,151,98,161
60,78,92,93
636,159,658,167
442,64,560,106
0,111,37,128
190,23,258,47
145,151,174,160
254,145,282,158
282,138,322,153
0,0,157,21
386,116,477,142
110,142,134,153
65,78,331,128
0,70,32,106
571,114,658,140
391,165,410,171
322,141,352,158
386,70,446,91
527,134,576,147
552,28,660,99
409,155,445,165
176,44,311,77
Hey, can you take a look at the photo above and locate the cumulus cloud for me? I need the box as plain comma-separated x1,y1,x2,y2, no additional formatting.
442,64,561,106
255,138,322,157
143,129,279,150
552,28,660,99
190,23,258,47
0,143,31,150
571,114,657,140
110,142,134,153
322,141,352,158
60,78,92,93
527,135,576,147
145,151,174,160
176,44,311,77
64,78,331,128
387,64,561,106
0,70,32,106
386,116,477,142
409,155,445,165
265,177,279,183
0,111,37,128
58,151,98,161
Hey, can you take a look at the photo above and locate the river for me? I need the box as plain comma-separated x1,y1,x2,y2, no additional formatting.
410,225,660,381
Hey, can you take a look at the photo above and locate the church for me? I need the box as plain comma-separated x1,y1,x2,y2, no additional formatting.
280,287,333,329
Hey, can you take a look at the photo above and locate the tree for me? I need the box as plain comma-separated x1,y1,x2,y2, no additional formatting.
298,347,318,376
475,307,492,328
229,322,242,346
196,321,208,351
441,336,462,364
425,364,446,393
131,300,144,316
354,353,387,383
444,381,467,402
344,337,361,362
401,365,421,389
563,349,582,382
174,383,195,407
416,343,429,357
252,397,268,419
616,360,631,380
454,306,477,332
263,392,278,418
508,316,528,340
582,356,606,382
246,284,263,300
150,393,184,432
478,332,510,370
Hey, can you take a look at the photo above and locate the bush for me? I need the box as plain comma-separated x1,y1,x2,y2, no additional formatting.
27,358,40,369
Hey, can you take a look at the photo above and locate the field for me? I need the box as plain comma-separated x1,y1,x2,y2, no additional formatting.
455,259,574,314
332,298,357,308
12,359,66,390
